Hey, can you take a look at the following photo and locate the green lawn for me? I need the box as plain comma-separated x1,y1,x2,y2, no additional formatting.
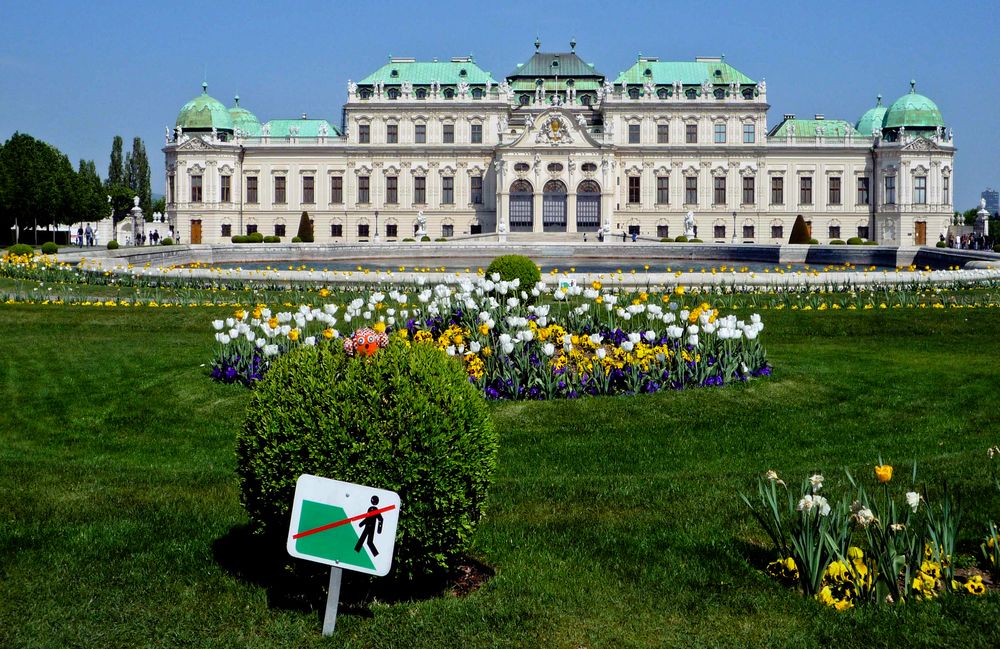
2,304,1000,648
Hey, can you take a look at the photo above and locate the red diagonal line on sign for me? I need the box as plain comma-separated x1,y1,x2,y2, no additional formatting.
292,504,397,539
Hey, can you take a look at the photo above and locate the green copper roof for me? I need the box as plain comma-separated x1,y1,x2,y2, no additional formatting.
768,118,858,138
882,81,944,130
358,59,496,86
616,59,755,85
229,95,262,137
507,50,603,79
262,119,341,137
176,82,234,131
855,95,887,136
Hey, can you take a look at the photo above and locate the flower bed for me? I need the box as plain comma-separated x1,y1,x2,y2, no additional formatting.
208,275,770,399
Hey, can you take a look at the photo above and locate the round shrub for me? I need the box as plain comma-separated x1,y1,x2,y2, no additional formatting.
231,235,248,244
994,244,1000,253
40,242,59,254
660,237,674,243
674,235,689,243
236,342,497,580
107,240,119,250
689,238,703,243
486,254,541,291
263,235,281,243
402,237,415,242
863,240,878,246
247,231,265,244
830,239,845,245
808,238,819,245
846,237,864,245
292,236,303,243
434,237,447,242
160,237,174,246
936,240,947,248
420,235,431,242
7,243,34,256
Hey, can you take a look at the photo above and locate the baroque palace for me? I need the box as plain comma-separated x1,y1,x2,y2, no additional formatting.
164,39,955,246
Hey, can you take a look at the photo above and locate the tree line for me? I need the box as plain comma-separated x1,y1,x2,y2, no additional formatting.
0,132,155,244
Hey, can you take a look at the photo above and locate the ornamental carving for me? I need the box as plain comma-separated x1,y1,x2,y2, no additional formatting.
177,136,213,151
902,137,941,152
535,113,574,145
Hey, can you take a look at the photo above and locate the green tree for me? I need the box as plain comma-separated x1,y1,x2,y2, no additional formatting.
75,160,107,224
963,208,979,226
107,136,125,189
296,211,314,242
151,196,165,217
0,132,78,243
125,137,151,216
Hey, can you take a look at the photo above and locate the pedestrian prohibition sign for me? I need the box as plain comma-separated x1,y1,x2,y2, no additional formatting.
286,474,401,577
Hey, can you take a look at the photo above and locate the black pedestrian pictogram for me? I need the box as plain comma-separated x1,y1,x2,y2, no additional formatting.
354,495,384,556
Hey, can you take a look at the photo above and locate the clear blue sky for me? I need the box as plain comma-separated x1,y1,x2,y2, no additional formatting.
2,0,997,208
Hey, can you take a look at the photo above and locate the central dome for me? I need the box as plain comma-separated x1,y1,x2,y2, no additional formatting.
882,81,944,130
229,95,262,136
176,82,234,132
855,94,887,136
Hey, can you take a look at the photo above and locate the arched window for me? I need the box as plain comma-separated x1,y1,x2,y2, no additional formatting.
581,162,598,173
510,179,533,193
657,87,669,99
472,87,483,100
519,94,530,106
509,180,534,229
576,180,601,229
628,87,640,99
443,88,455,99
514,162,530,173
547,162,564,173
543,180,566,194
387,88,400,100
685,88,697,100
359,89,372,100
577,180,600,194
415,88,427,99
713,87,725,100
742,87,755,100
580,94,592,106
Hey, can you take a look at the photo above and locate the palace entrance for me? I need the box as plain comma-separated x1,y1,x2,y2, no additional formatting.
576,180,601,232
509,180,534,232
542,180,567,232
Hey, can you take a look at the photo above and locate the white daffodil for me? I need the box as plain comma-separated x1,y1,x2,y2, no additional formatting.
906,491,921,512
810,474,824,492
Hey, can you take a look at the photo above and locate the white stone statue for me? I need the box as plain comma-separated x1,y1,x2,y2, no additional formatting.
981,197,987,211
347,80,357,95
702,79,712,96
882,218,896,241
261,123,270,136
175,125,183,139
643,79,655,98
684,211,696,238
498,221,508,234
497,115,508,135
211,126,217,140
576,114,588,128
458,81,470,98
602,80,614,99
289,126,300,136
485,79,492,95
401,81,413,97
133,196,140,208
318,123,328,137
759,78,766,93
415,210,427,237
165,126,171,143
498,80,510,101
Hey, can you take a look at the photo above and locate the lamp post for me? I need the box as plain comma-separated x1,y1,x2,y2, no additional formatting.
373,209,380,243
732,211,737,244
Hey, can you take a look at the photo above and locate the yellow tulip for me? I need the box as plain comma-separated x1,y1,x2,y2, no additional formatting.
875,464,893,483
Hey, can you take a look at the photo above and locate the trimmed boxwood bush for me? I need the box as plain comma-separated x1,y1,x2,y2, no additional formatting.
40,242,59,254
994,243,1000,253
486,254,541,291
296,211,314,242
402,237,415,242
936,240,948,248
674,235,689,243
434,237,447,242
232,235,248,243
236,342,497,579
420,235,431,242
863,240,878,246
830,239,845,245
846,237,864,245
660,237,674,243
689,238,703,243
808,238,819,245
7,243,34,256
107,240,119,250
160,238,174,246
292,236,303,243
247,231,264,243
263,235,281,243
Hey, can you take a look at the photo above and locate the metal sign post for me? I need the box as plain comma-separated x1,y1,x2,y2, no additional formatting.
322,566,343,636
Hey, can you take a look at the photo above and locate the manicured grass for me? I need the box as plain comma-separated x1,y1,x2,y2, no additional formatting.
2,304,1000,647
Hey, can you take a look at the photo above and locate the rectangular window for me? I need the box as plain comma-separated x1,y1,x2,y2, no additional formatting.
627,224,640,236
442,176,454,204
743,225,755,239
168,175,175,204
656,176,669,204
714,123,726,143
857,226,869,239
302,175,314,204
884,176,896,205
656,224,669,238
220,175,231,202
386,176,398,204
442,224,454,237
246,224,257,235
443,124,454,143
799,176,812,205
657,123,669,143
190,175,202,202
943,176,950,204
358,176,370,203
358,223,370,238
221,224,231,237
771,176,784,204
829,177,841,205
686,124,697,143
471,176,483,204
386,124,398,144
386,223,398,238
331,223,343,237
414,176,426,204
857,177,870,205
742,176,755,204
415,124,426,143
829,225,841,239
358,124,370,143
274,224,286,237
274,176,286,204
913,175,927,204
685,176,698,204
471,123,483,144
628,176,641,204
743,123,755,143
246,176,258,203
771,225,784,239
330,176,343,204
713,177,726,205
628,124,640,144
714,225,726,239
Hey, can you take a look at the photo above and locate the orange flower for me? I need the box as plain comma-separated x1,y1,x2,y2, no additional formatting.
875,465,893,483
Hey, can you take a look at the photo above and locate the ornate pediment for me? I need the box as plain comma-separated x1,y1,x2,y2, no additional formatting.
177,136,215,151
902,137,944,152
535,112,574,145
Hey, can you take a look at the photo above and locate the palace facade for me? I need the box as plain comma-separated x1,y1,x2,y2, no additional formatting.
164,40,955,246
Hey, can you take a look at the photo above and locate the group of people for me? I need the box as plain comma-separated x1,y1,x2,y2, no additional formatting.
945,233,993,250
582,230,638,243
75,225,97,247
126,230,171,246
